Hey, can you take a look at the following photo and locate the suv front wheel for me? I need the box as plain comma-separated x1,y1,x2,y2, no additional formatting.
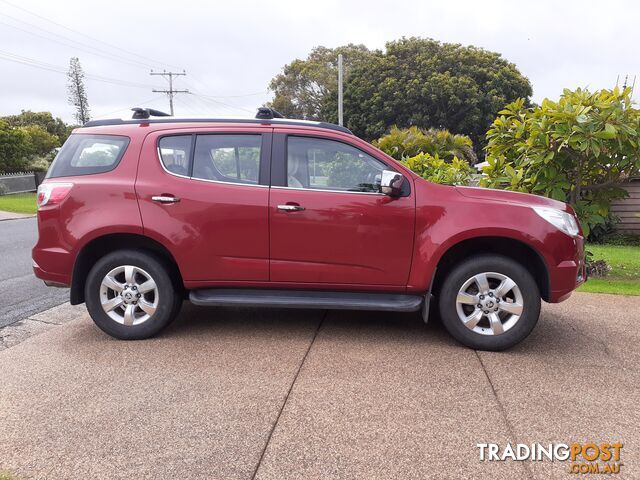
85,250,181,340
438,254,541,351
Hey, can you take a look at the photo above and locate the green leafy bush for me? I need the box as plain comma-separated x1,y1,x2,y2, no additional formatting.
374,126,477,165
481,87,640,237
402,153,473,185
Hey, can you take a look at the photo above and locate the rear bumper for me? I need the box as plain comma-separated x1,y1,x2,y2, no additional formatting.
32,253,71,288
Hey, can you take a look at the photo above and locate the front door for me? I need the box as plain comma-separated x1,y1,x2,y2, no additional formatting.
136,129,271,281
269,133,415,286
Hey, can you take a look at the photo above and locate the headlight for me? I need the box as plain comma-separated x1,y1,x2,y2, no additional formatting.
532,207,580,236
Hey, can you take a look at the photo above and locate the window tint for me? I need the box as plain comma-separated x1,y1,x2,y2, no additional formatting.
287,136,386,193
193,135,261,184
158,135,192,177
47,134,129,178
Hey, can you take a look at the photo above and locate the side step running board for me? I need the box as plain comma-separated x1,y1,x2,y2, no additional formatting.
189,289,423,312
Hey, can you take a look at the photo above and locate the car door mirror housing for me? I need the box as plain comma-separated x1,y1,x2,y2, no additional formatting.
380,170,404,197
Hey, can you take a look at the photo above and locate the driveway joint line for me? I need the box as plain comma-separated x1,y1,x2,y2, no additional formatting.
475,350,534,480
250,310,327,480
27,317,63,326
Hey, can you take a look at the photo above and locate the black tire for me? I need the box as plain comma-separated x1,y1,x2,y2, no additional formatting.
438,254,541,351
85,249,181,340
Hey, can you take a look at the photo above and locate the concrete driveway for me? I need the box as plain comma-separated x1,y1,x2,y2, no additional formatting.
0,292,638,479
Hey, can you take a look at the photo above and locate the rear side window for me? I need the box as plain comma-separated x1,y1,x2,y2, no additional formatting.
158,135,192,177
193,135,261,184
47,134,129,178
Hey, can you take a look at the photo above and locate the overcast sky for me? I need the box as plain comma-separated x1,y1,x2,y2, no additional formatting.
0,0,638,124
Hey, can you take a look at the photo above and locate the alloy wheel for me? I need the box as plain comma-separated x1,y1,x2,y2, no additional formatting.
99,265,159,326
455,272,524,336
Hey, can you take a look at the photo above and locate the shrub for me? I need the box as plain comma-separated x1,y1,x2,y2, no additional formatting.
481,87,640,237
401,153,473,185
585,251,612,278
374,126,478,165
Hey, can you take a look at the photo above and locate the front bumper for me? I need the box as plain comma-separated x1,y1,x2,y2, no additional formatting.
547,236,586,303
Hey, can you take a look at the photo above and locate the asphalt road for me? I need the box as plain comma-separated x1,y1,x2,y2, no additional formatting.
0,217,68,328
1,293,638,479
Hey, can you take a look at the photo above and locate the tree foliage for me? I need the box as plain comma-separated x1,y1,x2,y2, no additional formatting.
402,153,473,186
68,57,90,124
343,37,532,146
4,110,73,144
374,126,478,164
0,120,31,172
0,111,72,173
268,44,374,120
481,87,640,236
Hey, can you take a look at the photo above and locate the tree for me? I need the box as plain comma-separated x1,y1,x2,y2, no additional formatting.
68,57,90,124
18,125,59,157
343,37,532,147
4,110,73,144
373,126,478,164
268,44,374,120
0,120,30,172
481,87,640,236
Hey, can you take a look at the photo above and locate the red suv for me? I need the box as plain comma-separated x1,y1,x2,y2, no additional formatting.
33,108,585,350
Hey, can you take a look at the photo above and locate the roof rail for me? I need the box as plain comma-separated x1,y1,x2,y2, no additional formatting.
83,115,353,135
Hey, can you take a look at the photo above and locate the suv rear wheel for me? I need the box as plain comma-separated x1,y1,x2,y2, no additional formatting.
85,250,181,339
438,254,541,351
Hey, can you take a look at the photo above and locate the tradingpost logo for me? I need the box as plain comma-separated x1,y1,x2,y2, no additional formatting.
477,442,623,474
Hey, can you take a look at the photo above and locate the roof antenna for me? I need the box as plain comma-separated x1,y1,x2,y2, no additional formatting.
255,107,284,120
131,107,171,119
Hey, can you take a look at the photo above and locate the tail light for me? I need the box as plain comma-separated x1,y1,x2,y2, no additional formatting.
37,182,73,208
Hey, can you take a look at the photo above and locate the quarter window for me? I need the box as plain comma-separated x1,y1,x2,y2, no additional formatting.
158,135,192,177
47,134,129,178
193,135,261,184
287,136,386,193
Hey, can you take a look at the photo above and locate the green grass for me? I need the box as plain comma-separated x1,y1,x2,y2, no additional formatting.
578,244,640,295
0,192,37,214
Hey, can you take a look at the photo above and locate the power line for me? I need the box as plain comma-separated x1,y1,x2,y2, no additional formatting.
93,96,165,119
0,0,180,70
0,50,161,89
189,92,255,114
151,71,189,115
0,16,154,71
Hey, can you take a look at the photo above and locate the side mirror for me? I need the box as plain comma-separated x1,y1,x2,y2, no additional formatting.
380,170,404,197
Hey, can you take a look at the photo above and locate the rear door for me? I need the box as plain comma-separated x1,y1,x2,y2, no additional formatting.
269,130,415,286
135,127,272,281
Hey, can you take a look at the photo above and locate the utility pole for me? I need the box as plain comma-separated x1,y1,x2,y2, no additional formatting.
150,70,188,116
337,54,344,126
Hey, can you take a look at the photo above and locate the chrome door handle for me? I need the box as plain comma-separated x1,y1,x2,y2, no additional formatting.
152,195,180,204
277,204,305,212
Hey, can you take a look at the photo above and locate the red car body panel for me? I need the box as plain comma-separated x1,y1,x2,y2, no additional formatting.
32,129,145,285
268,126,415,286
32,120,585,304
135,126,270,282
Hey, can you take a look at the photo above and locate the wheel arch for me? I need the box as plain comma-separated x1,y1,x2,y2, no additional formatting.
70,233,184,305
430,236,550,302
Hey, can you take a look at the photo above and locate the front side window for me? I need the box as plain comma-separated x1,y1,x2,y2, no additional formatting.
158,135,192,177
287,136,386,193
47,134,129,178
193,135,261,184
